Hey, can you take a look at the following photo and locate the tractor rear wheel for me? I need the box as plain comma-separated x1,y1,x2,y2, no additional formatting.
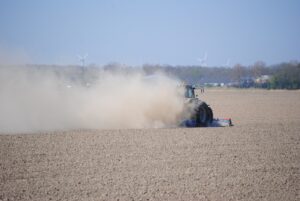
196,102,213,127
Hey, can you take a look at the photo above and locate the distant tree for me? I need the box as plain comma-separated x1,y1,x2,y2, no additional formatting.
231,64,246,82
251,61,266,78
270,62,300,89
103,62,124,72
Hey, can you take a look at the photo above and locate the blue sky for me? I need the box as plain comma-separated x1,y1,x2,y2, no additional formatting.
0,0,299,66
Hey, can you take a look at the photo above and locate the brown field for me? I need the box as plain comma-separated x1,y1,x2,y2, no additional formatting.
1,89,300,201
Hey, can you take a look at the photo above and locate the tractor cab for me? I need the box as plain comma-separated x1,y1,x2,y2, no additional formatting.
184,85,196,99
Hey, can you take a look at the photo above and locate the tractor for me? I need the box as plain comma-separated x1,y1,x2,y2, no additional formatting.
183,85,213,127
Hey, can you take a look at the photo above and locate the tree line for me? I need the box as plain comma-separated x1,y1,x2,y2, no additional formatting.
142,61,300,89
6,61,299,89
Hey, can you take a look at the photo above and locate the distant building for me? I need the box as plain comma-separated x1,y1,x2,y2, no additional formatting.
254,75,271,88
240,76,255,88
255,75,271,84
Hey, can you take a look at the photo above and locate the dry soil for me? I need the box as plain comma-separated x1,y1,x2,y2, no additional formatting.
1,89,299,201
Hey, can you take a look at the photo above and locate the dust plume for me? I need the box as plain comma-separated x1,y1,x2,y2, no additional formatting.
0,66,189,133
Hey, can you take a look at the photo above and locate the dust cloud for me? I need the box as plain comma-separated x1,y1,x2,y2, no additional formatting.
0,66,189,133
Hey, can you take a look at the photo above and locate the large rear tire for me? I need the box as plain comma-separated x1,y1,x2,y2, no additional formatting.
207,106,213,124
195,102,213,127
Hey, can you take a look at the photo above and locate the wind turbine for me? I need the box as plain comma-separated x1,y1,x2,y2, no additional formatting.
225,58,231,67
77,53,88,67
197,52,208,67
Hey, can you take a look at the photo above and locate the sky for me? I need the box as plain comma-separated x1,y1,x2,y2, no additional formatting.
0,0,299,66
